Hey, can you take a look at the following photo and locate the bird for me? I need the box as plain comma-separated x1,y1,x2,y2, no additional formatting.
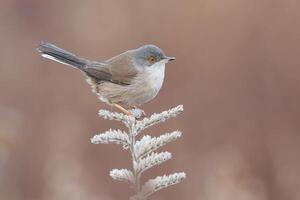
37,41,175,116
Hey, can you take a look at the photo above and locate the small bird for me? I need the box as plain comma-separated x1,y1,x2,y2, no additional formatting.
37,41,175,116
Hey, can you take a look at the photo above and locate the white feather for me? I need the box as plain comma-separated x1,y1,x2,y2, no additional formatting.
41,54,77,68
144,62,165,95
127,61,166,106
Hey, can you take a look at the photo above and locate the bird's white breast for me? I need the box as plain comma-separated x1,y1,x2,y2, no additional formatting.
127,62,165,106
126,63,165,106
144,62,165,93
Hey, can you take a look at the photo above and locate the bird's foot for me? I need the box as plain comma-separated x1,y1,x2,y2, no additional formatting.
113,104,146,119
129,107,146,119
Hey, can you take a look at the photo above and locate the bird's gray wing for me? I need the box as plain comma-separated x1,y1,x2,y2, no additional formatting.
83,51,139,85
104,51,139,85
84,62,113,82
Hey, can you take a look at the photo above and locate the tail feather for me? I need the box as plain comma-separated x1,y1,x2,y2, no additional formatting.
37,41,88,69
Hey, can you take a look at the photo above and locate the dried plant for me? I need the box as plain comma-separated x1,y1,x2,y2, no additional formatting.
91,105,186,200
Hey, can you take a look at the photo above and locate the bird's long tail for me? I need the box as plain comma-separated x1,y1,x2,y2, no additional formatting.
37,41,88,70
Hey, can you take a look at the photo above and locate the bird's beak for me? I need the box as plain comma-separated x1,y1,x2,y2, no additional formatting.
164,56,176,62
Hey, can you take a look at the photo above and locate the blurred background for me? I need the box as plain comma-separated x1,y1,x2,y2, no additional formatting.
1,0,300,199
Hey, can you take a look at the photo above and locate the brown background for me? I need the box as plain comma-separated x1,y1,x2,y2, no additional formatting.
1,0,300,200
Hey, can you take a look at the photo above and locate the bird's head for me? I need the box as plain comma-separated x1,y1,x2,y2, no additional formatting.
132,44,175,69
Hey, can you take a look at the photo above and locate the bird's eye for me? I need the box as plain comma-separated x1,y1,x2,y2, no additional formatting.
148,56,156,64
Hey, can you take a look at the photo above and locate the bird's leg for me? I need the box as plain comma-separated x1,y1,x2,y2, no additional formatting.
112,103,132,116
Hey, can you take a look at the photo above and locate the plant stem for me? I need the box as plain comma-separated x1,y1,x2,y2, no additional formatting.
129,119,141,195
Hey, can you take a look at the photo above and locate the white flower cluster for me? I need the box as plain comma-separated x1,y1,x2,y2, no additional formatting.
136,105,184,134
91,105,186,200
134,131,182,159
134,151,172,174
110,169,134,184
98,109,134,127
131,172,186,200
91,129,129,149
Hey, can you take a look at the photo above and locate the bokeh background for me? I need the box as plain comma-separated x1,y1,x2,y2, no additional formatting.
1,0,300,199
